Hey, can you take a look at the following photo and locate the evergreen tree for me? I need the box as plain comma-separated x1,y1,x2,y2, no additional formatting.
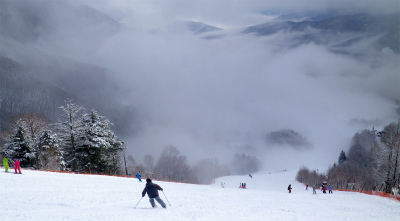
37,130,64,170
79,109,124,174
338,150,347,164
3,122,35,168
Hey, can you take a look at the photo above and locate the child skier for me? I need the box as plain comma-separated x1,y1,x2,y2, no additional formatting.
13,159,22,174
136,171,142,182
313,185,317,194
328,185,333,194
142,178,166,208
288,184,292,193
3,157,9,172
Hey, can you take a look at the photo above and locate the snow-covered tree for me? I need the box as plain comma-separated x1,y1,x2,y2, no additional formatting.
371,122,400,192
57,99,85,172
36,130,64,170
3,121,35,168
78,109,124,174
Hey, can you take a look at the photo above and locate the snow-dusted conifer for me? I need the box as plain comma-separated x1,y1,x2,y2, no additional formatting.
37,130,64,170
79,109,124,174
3,121,35,168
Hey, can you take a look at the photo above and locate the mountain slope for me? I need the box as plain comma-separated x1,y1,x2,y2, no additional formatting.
0,169,398,221
242,13,400,53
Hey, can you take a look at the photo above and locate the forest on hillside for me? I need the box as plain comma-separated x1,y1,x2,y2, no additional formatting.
296,122,400,193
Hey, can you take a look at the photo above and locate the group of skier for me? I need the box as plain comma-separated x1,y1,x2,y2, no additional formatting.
288,183,333,194
239,183,247,188
2,157,22,174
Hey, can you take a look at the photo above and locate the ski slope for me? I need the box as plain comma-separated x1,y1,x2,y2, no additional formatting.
0,168,399,221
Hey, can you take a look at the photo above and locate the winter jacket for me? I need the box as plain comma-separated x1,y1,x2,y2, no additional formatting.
142,182,163,198
3,158,8,166
14,160,20,168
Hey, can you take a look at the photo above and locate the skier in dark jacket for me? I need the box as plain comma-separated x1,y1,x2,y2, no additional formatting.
142,178,166,208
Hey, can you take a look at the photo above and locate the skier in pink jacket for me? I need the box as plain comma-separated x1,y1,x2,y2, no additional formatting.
14,159,22,174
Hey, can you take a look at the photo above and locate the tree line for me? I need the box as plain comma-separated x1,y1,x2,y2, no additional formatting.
296,121,400,193
1,99,262,184
1,99,124,174
122,146,263,184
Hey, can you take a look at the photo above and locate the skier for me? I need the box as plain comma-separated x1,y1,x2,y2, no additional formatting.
142,178,166,208
288,184,292,193
306,184,308,190
313,185,317,194
322,185,326,194
328,185,333,194
3,157,9,172
136,171,142,182
13,159,22,174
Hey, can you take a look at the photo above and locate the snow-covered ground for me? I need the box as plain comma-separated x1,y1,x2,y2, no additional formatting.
0,168,399,221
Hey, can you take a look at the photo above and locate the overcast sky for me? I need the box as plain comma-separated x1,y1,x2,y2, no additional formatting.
3,0,398,171
68,0,400,171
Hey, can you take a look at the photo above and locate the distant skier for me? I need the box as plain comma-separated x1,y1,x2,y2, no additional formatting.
142,178,166,208
3,157,9,172
288,184,292,193
136,171,142,182
249,174,252,178
322,185,326,194
313,185,316,194
13,159,22,174
328,185,333,194
306,184,308,190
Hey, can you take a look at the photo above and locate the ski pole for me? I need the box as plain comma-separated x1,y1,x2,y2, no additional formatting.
162,191,171,206
134,197,143,209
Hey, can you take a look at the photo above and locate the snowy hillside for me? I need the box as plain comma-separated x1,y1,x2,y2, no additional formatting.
0,169,399,221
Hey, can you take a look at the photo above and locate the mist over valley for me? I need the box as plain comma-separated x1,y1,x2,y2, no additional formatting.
1,0,399,174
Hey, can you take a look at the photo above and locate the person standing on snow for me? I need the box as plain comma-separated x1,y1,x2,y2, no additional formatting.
313,185,317,194
3,157,9,172
136,171,142,182
13,159,22,174
321,185,326,194
288,184,292,193
142,178,166,208
328,185,333,194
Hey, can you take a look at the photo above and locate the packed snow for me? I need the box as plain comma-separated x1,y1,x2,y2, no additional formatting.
0,168,399,221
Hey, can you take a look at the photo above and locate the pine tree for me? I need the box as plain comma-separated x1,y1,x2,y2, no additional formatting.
338,150,347,164
37,130,64,170
79,109,124,174
3,122,35,168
